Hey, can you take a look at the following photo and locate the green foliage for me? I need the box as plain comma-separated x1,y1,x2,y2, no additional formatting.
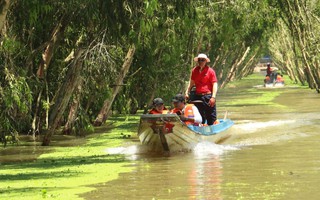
73,109,94,136
0,67,32,145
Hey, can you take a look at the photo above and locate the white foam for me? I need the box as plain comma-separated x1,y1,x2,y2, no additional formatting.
105,145,138,155
234,120,297,133
193,141,239,157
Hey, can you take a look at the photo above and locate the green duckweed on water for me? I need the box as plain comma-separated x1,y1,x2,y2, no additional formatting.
221,73,306,112
0,115,140,200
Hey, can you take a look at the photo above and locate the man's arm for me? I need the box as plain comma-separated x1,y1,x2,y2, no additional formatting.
212,82,218,98
209,82,218,107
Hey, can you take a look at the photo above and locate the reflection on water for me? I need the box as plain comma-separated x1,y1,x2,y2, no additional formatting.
84,144,233,200
84,86,320,200
0,136,86,163
0,146,50,163
188,154,223,200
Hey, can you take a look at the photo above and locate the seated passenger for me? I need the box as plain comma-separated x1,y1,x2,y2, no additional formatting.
264,75,271,84
149,98,168,114
149,98,173,133
276,74,284,83
170,94,202,125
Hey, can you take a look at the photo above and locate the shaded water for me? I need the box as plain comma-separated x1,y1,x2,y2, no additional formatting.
0,135,86,163
83,80,320,199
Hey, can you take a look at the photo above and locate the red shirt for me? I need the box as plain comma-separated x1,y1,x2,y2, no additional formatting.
191,66,217,94
267,66,272,75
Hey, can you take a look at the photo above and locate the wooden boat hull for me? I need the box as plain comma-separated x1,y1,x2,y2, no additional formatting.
137,114,234,152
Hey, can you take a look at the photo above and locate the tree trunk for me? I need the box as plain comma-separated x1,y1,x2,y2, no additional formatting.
0,0,10,32
31,88,43,140
42,49,84,146
285,59,298,83
62,79,83,135
93,44,136,126
31,15,68,139
240,49,258,77
220,46,250,88
37,15,68,79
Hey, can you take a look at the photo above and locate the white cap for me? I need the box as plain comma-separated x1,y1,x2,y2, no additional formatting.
194,53,210,62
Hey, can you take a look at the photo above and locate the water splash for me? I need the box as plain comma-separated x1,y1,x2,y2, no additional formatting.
193,141,239,157
105,145,138,155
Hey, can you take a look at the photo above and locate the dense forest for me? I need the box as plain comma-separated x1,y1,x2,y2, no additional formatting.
0,0,319,146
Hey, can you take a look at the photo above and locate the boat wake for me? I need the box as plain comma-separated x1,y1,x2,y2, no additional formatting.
105,142,240,159
234,119,297,133
105,145,181,159
193,141,239,157
106,145,138,155
228,119,316,146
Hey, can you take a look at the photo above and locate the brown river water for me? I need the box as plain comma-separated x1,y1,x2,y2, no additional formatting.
83,78,320,200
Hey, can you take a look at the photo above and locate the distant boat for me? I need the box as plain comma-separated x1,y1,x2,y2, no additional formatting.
137,114,234,152
264,71,285,88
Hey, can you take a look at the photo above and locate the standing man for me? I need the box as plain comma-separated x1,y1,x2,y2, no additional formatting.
266,63,272,76
266,63,273,82
185,53,218,125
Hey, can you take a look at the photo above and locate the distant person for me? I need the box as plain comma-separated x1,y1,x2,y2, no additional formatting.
170,94,202,125
185,53,218,125
266,63,272,76
149,98,168,114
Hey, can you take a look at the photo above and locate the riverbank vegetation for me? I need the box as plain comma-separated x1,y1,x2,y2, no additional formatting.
0,0,319,146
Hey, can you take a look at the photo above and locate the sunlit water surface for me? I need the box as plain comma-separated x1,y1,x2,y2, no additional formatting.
86,87,320,200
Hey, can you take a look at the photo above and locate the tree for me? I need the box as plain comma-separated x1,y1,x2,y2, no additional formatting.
93,45,136,126
272,0,320,92
0,0,10,32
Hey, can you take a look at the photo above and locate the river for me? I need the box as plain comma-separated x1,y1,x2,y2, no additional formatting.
83,75,320,200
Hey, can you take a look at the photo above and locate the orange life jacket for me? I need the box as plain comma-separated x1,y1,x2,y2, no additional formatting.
171,105,195,125
184,104,195,125
149,108,172,133
276,75,284,82
149,108,168,114
170,108,182,115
